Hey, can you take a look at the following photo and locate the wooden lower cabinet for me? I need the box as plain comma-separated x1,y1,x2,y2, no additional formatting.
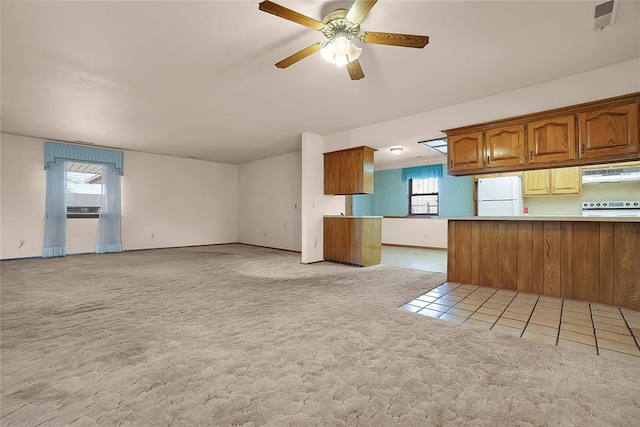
324,216,381,267
448,220,640,310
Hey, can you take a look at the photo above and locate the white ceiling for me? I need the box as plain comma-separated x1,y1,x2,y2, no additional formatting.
2,1,639,165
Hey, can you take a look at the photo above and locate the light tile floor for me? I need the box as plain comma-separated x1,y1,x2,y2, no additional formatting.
401,282,640,365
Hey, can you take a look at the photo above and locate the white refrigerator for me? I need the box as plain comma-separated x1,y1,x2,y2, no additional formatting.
477,176,524,216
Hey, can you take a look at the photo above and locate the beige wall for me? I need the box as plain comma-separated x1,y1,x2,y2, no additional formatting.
323,59,640,154
122,150,237,250
0,134,238,259
237,151,302,251
0,134,46,258
382,218,448,249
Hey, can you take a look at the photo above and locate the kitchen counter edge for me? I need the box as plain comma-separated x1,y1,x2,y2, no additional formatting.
323,215,383,219
441,216,640,222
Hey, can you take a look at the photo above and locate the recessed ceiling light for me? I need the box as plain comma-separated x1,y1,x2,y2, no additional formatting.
390,147,404,155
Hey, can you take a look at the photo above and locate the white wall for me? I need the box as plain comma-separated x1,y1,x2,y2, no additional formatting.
67,219,98,254
122,150,237,250
323,59,640,153
301,132,344,263
0,134,46,258
382,218,448,249
0,134,238,259
238,151,302,251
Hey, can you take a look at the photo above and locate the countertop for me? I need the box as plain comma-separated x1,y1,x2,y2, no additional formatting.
442,216,640,222
323,215,383,219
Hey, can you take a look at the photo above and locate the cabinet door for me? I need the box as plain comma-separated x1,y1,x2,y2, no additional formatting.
449,131,484,173
485,124,526,168
579,103,639,160
323,146,375,195
551,167,582,195
523,169,550,196
323,151,342,195
527,115,577,164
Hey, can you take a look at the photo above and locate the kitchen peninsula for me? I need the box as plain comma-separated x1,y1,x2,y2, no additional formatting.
447,216,640,310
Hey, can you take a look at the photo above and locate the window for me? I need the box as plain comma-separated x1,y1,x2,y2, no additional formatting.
409,177,439,215
66,162,102,218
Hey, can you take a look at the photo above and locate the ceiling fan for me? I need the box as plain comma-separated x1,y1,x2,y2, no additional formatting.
258,0,429,80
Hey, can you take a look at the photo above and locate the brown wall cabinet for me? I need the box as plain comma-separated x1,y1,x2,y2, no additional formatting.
323,216,381,267
446,93,640,176
527,115,576,164
579,102,639,160
449,131,484,172
447,219,640,310
324,146,376,195
485,123,526,168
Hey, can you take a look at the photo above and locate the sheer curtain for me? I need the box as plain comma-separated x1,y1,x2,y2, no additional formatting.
96,165,123,253
43,161,67,257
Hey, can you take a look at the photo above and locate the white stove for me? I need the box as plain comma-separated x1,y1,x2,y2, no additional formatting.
581,200,640,217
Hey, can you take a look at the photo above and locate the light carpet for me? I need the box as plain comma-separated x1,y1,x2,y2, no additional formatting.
1,244,639,426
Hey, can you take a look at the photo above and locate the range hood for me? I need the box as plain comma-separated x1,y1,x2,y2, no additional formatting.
582,166,640,184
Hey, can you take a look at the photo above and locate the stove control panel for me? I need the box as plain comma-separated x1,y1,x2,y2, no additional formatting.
582,200,640,210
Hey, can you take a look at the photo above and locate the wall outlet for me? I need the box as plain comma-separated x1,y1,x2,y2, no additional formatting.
18,240,25,249
424,233,428,238
314,240,317,248
151,233,155,238
264,232,267,238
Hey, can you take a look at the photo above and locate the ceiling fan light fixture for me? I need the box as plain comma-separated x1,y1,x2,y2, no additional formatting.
321,37,362,67
390,147,404,155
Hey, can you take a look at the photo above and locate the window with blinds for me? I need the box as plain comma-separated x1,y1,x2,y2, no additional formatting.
66,162,103,217
409,177,439,215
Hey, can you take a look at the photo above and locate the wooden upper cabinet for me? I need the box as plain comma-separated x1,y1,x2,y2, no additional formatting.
448,131,484,173
550,167,582,195
323,146,376,195
527,114,577,164
523,169,550,196
523,167,581,196
578,102,639,160
444,93,640,176
485,124,526,168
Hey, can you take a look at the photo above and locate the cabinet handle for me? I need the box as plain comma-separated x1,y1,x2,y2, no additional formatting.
450,160,453,169
530,150,533,159
487,155,490,165
581,145,586,154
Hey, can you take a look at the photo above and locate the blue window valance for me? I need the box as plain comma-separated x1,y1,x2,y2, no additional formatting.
401,164,443,182
44,141,124,175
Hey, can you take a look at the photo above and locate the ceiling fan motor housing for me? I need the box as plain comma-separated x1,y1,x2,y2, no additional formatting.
321,9,360,40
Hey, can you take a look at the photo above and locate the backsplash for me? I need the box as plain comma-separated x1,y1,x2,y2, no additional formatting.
524,181,640,216
582,181,640,202
523,195,582,216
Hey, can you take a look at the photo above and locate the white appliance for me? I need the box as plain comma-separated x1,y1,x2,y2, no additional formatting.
477,176,524,216
581,200,640,217
582,166,640,184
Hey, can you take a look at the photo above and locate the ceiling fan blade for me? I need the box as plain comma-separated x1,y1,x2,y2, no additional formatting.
361,31,429,48
259,1,324,30
275,42,324,69
346,0,378,24
346,60,365,80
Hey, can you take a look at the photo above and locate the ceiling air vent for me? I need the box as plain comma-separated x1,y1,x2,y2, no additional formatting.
593,0,617,30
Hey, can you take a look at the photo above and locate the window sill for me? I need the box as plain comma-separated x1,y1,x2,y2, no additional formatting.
67,214,99,219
